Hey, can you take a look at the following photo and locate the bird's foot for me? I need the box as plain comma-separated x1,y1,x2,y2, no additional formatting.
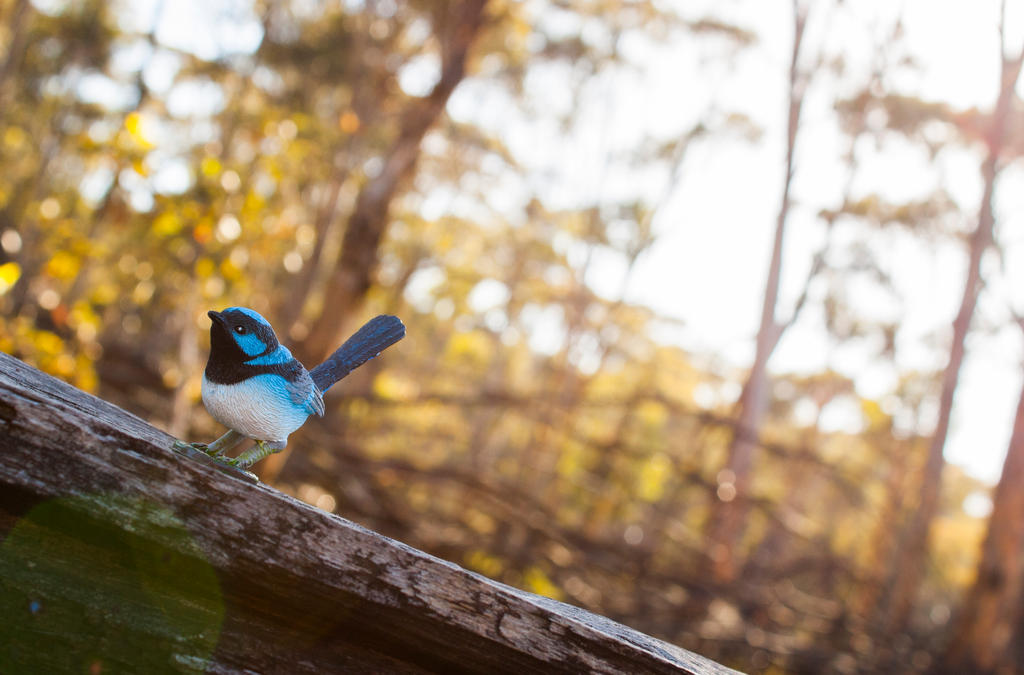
171,437,259,482
213,455,259,481
172,440,223,457
202,451,259,482
172,430,246,457
227,440,285,470
172,439,207,454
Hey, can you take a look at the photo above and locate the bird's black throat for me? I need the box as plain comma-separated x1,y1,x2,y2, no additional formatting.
205,356,305,386
205,310,302,385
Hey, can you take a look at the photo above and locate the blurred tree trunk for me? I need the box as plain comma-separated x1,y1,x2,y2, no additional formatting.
882,26,1024,633
704,0,807,584
266,0,488,485
942,360,1024,673
276,167,348,335
276,21,368,337
299,0,488,363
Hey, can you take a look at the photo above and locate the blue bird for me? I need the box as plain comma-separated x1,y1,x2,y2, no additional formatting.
173,307,405,473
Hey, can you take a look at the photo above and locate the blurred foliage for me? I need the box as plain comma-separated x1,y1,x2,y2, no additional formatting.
0,0,1010,673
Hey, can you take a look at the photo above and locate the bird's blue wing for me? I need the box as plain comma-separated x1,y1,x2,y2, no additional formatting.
285,367,324,417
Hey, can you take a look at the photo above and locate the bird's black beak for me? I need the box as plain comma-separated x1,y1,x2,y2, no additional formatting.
207,311,229,340
206,309,238,363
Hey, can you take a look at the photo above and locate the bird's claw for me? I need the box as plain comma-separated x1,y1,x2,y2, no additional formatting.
225,456,252,469
172,439,218,455
206,452,259,481
215,455,258,480
170,439,259,482
172,439,199,454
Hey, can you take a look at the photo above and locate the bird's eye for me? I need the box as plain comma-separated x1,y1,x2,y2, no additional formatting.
234,325,246,335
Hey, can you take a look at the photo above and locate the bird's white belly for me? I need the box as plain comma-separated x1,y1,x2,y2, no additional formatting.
201,375,308,442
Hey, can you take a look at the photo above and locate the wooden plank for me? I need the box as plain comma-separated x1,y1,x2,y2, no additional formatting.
0,351,741,674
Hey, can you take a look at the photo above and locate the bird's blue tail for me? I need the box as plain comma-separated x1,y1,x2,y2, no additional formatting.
310,315,406,393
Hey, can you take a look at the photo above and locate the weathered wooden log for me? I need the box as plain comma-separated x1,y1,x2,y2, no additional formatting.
0,351,740,674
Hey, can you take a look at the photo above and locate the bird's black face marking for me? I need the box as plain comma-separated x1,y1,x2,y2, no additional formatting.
205,309,295,385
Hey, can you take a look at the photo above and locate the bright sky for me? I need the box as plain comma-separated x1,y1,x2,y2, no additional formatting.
450,0,1024,484
598,0,1024,484
715,0,1022,485
102,0,1024,484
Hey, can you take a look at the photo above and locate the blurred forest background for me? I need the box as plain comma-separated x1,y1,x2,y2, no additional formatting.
2,0,1024,672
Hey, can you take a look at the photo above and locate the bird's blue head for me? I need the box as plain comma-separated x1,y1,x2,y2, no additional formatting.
207,307,281,366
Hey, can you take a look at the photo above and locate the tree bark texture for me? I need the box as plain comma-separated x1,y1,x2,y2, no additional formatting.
705,1,807,584
882,39,1024,633
941,374,1024,672
0,351,737,675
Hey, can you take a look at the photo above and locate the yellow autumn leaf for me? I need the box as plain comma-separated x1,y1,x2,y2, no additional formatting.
861,398,889,431
373,371,419,402
125,111,142,136
466,550,503,577
0,261,21,293
91,281,118,305
446,331,492,365
195,257,216,278
52,353,75,377
523,567,563,601
74,354,99,392
219,258,242,282
124,112,154,148
637,453,672,502
183,201,202,219
45,251,80,281
636,399,668,428
34,330,64,357
200,157,222,177
556,440,587,480
3,126,27,150
152,211,181,236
